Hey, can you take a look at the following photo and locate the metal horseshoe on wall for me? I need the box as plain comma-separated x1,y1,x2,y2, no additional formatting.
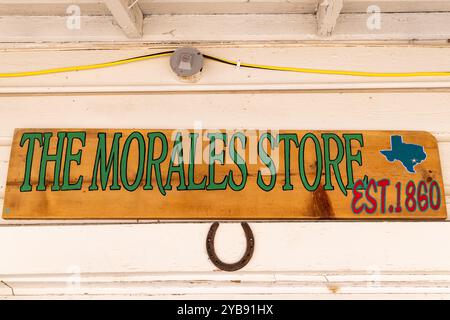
206,222,255,272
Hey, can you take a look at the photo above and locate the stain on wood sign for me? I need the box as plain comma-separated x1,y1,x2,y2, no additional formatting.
2,129,447,219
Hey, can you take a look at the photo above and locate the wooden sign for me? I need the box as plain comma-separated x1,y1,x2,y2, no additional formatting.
2,129,447,220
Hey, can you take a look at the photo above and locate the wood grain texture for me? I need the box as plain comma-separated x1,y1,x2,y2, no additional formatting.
2,129,446,219
316,0,343,36
2,13,450,44
2,1,450,15
104,0,143,39
2,222,450,274
4,47,450,90
4,272,450,297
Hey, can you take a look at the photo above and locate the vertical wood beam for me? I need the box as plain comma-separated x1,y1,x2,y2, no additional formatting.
316,0,343,36
104,0,143,38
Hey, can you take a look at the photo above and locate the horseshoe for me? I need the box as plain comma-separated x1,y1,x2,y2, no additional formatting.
206,222,255,272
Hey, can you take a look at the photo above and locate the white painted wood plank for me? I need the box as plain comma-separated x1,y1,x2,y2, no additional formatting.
342,0,450,13
4,46,450,90
132,0,318,14
0,0,316,16
4,276,450,296
88,12,450,42
2,222,450,275
0,93,449,135
0,163,7,200
0,146,11,162
0,144,9,200
1,2,450,300
7,83,450,94
104,0,143,38
2,1,450,15
316,0,343,36
1,13,450,43
439,142,450,192
4,270,450,284
0,1,108,16
3,268,450,297
0,281,13,297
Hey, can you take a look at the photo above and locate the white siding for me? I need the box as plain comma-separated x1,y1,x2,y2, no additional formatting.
0,45,449,298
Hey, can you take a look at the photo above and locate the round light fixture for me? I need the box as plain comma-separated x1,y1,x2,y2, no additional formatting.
169,47,204,82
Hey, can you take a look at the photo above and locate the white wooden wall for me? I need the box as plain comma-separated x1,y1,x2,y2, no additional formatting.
1,45,450,299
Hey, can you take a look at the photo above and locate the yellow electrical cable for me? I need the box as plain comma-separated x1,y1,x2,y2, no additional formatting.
0,51,174,78
203,54,450,77
1,50,450,78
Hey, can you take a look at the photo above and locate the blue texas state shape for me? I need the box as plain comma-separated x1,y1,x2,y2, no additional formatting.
380,135,427,173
